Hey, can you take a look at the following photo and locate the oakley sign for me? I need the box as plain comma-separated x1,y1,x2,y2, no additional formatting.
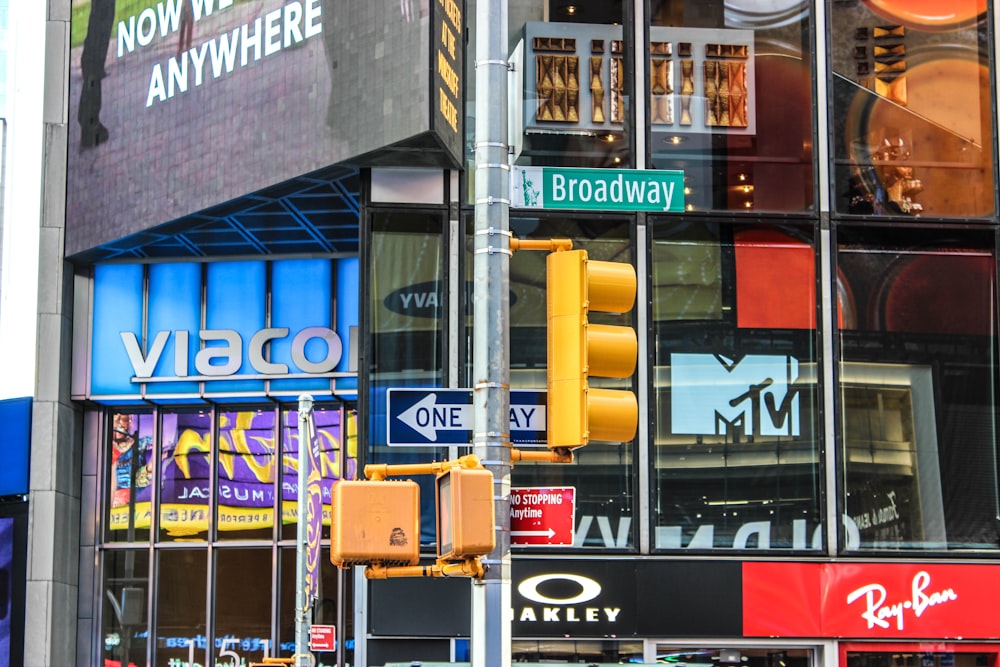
516,573,621,623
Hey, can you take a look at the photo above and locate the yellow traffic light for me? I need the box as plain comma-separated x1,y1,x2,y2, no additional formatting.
330,480,421,567
546,248,638,448
436,466,495,561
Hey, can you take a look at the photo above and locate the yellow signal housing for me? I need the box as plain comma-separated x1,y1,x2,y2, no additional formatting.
436,466,495,561
546,248,638,448
330,479,421,567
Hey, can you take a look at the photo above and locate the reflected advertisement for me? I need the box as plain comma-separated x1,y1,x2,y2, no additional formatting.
109,410,356,534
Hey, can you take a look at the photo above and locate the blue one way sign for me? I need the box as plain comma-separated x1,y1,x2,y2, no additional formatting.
387,388,546,446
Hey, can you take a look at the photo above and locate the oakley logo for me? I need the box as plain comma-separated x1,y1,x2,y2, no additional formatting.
518,573,602,605
516,573,621,624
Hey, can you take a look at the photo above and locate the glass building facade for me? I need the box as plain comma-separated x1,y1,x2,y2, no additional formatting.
34,0,1000,666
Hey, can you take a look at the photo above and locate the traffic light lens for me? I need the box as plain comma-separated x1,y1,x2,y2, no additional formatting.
586,324,638,378
587,388,638,442
585,260,637,313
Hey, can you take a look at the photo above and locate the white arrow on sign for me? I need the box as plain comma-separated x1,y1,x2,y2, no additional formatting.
511,528,557,538
397,393,472,441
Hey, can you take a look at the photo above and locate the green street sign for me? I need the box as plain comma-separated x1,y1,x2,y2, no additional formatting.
511,166,685,212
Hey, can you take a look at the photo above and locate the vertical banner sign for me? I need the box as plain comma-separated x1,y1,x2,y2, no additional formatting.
305,409,323,600
433,0,463,163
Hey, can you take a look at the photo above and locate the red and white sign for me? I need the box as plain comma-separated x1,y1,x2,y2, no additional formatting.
743,562,1000,639
309,624,336,651
510,487,575,546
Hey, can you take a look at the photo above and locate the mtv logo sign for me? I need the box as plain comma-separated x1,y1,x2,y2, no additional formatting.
671,353,801,437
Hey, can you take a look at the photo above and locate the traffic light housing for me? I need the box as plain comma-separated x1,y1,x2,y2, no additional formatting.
546,248,638,448
330,479,421,567
436,466,495,561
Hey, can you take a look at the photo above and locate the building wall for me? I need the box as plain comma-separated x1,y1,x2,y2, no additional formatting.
25,1,80,666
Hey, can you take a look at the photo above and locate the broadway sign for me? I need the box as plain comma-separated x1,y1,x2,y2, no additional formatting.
511,166,685,212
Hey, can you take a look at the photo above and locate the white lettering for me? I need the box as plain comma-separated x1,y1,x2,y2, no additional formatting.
209,29,241,77
264,8,282,56
552,174,567,202
241,18,263,65
304,0,322,38
123,327,344,380
847,571,958,631
283,2,304,47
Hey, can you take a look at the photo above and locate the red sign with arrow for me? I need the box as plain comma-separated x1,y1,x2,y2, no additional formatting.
510,487,575,546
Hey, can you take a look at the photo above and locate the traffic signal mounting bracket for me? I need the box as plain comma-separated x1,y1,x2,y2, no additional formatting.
330,454,494,580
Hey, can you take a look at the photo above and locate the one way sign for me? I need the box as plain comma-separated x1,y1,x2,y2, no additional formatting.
387,388,546,446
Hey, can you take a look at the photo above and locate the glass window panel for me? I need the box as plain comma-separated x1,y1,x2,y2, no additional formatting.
101,550,149,667
649,0,814,213
280,406,349,541
837,226,1000,551
470,214,635,549
216,409,278,541
830,1,993,217
278,548,352,664
368,212,448,544
468,0,631,172
652,220,822,551
214,549,273,665
106,411,155,543
155,549,207,667
656,647,813,667
159,410,213,541
513,640,643,663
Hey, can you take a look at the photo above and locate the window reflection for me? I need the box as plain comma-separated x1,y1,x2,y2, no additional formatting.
649,0,814,213
101,551,149,667
107,412,155,543
214,549,272,665
652,220,822,550
837,226,1000,550
281,407,355,540
217,410,278,541
367,212,448,544
503,1,631,168
159,411,213,541
831,0,993,217
155,550,207,667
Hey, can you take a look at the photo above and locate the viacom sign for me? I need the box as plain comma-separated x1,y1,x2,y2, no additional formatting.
83,258,359,401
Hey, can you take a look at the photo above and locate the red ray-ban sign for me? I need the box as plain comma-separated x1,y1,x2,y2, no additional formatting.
510,487,575,546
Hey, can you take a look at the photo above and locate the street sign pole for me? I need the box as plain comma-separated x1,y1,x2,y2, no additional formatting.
295,394,314,667
472,0,511,664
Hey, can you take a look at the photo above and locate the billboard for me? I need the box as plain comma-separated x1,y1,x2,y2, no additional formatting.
66,0,462,256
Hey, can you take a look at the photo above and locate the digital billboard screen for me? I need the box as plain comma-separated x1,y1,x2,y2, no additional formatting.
66,0,460,257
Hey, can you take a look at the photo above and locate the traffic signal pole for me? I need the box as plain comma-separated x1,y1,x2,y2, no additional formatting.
472,0,511,664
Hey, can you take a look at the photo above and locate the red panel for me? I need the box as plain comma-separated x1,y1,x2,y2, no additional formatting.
743,562,824,636
734,228,816,329
822,563,1000,639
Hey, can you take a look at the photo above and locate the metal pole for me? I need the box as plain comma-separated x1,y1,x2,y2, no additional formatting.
296,395,315,666
472,0,511,664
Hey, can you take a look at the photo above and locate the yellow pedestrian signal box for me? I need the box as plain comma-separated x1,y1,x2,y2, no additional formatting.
546,248,638,449
330,479,421,567
436,466,495,561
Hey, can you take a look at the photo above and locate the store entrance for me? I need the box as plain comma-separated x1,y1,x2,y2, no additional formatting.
842,643,999,667
656,645,816,667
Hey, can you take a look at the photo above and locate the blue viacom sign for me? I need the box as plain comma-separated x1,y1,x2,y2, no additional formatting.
511,166,685,212
83,258,359,402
